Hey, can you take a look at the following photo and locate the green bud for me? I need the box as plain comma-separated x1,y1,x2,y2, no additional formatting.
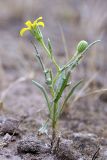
46,78,52,85
44,69,49,74
77,40,88,53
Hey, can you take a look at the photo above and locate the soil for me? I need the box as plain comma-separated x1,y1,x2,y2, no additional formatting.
0,0,107,160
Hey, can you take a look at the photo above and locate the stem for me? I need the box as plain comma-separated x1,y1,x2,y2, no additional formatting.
52,56,60,72
51,102,58,146
32,42,45,70
50,86,55,97
53,70,61,86
40,40,60,71
41,39,51,57
32,42,48,82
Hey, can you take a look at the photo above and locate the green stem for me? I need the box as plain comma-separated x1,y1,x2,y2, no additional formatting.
41,40,51,57
52,102,58,145
52,57,60,71
52,102,57,127
32,42,51,85
53,71,61,86
50,86,55,98
40,40,60,71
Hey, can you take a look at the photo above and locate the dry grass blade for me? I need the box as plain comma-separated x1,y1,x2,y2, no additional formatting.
72,72,98,104
59,24,69,61
77,88,107,100
0,72,34,102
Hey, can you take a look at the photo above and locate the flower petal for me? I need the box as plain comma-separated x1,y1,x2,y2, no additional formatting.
37,22,45,27
33,17,43,26
25,20,32,28
36,17,43,22
20,27,30,36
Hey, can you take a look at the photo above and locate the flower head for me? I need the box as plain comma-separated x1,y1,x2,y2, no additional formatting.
20,17,44,36
77,40,88,53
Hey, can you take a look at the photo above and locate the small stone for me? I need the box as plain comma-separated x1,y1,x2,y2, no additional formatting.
3,133,11,142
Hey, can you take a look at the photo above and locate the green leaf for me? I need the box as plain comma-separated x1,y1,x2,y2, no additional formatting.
59,80,82,115
54,71,71,103
32,80,51,114
55,70,65,91
38,119,49,135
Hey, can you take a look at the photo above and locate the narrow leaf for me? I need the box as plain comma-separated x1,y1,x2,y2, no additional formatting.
54,71,71,103
55,70,65,92
32,80,51,114
38,119,49,135
59,80,82,115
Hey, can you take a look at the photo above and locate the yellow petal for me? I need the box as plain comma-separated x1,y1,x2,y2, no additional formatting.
20,27,30,36
36,17,43,22
25,20,32,28
33,17,43,26
37,21,45,27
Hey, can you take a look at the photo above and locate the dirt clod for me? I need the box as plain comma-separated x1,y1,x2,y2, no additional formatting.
57,138,83,160
17,137,50,154
99,92,107,103
0,119,20,135
57,133,99,160
72,132,99,156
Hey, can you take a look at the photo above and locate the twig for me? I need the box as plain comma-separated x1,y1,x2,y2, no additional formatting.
92,147,100,160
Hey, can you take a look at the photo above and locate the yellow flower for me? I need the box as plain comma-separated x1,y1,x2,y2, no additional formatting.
20,17,44,36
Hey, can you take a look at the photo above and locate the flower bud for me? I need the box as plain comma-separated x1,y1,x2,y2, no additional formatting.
77,40,88,53
46,78,52,85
